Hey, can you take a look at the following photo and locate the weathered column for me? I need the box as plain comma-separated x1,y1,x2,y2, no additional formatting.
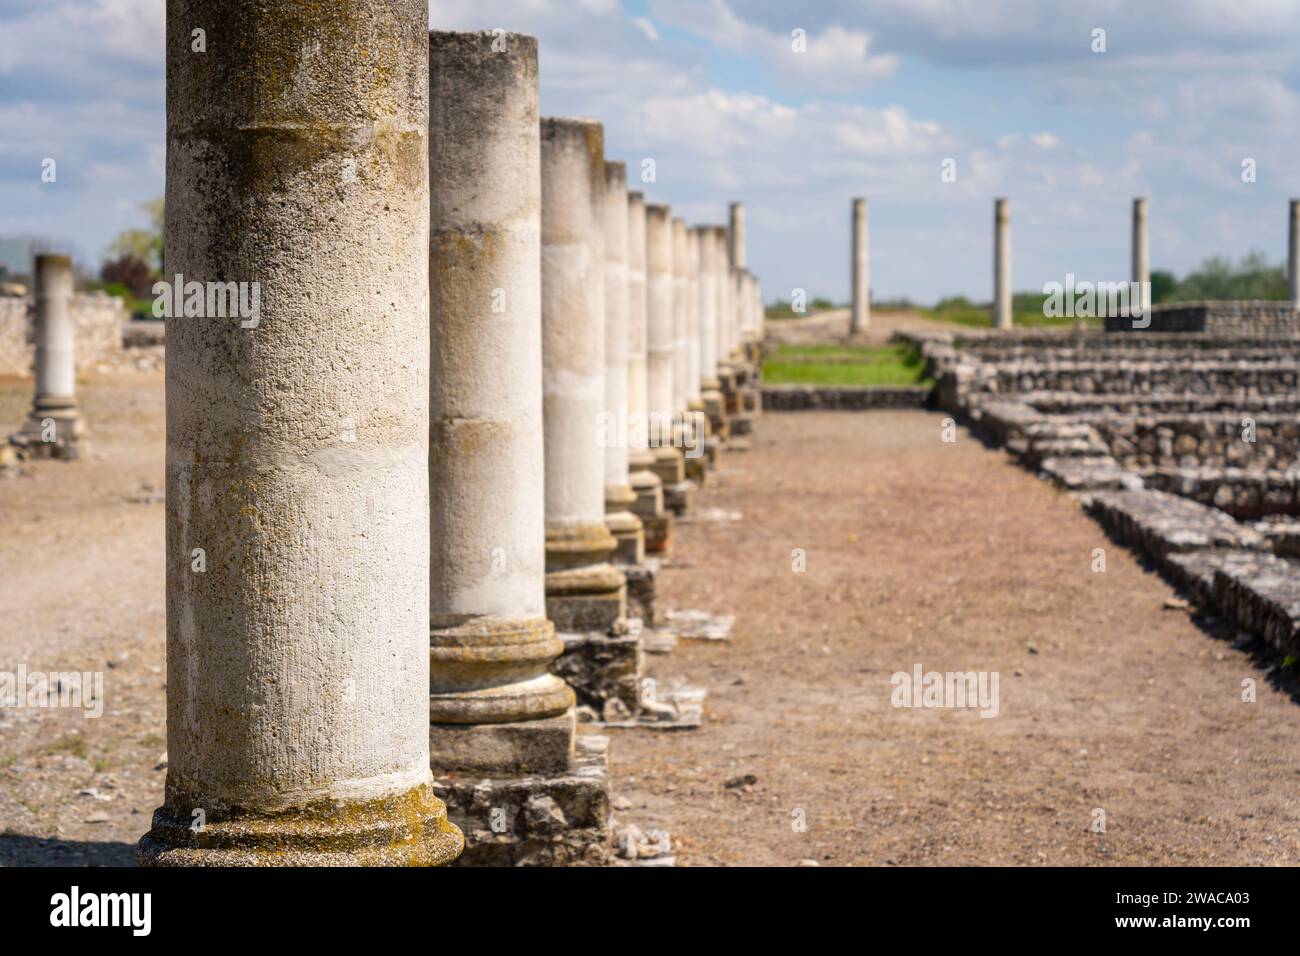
1132,197,1150,316
683,226,707,482
626,193,669,554
541,117,626,633
993,198,1012,330
11,253,85,459
139,0,461,866
645,204,683,491
696,227,718,394
708,226,736,436
851,197,869,335
1289,199,1299,308
701,227,729,442
671,217,690,417
728,201,747,270
426,31,573,777
602,161,645,565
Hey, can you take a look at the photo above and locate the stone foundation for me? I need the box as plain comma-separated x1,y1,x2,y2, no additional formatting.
433,734,613,866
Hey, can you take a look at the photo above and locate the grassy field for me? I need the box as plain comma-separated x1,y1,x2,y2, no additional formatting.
762,343,931,387
921,294,1103,330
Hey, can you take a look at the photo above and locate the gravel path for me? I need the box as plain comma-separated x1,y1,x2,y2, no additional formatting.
2,374,1297,866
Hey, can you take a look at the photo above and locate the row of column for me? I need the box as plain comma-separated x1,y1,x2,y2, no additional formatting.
138,16,765,866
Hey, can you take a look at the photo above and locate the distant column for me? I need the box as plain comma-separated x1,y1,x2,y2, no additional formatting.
1289,199,1299,308
994,198,1012,330
728,202,746,270
1132,197,1150,315
11,253,85,458
602,161,644,564
850,198,869,335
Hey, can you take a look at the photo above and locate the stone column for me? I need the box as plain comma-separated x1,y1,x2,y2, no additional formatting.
851,197,869,335
993,198,1012,330
696,227,718,394
541,117,626,633
671,217,690,417
700,227,729,443
11,253,85,459
1132,197,1150,316
683,226,707,482
626,193,669,553
138,0,461,866
602,161,645,565
1289,199,1299,308
707,226,734,436
645,204,683,491
425,31,573,777
729,201,747,270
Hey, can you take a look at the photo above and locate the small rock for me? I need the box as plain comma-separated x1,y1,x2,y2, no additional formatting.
84,813,110,824
612,796,632,811
602,698,632,722
1162,597,1189,611
797,859,820,867
523,795,567,833
724,773,757,789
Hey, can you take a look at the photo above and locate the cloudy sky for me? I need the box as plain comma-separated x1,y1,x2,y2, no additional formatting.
3,0,1299,303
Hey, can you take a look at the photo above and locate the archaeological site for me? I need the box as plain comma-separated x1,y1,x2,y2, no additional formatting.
0,0,1296,935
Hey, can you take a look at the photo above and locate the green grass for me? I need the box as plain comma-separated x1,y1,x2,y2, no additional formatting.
921,304,1103,330
763,343,931,387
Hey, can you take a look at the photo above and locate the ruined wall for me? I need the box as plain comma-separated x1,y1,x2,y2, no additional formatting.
0,292,130,375
1104,301,1300,335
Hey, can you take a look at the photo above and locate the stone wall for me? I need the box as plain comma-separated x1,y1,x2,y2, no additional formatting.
0,292,130,375
760,385,931,410
1104,300,1300,335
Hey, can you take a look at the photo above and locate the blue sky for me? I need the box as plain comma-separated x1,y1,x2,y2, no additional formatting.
3,0,1299,304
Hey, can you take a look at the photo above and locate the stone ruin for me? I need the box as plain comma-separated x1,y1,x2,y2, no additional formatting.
6,6,769,868
919,324,1300,664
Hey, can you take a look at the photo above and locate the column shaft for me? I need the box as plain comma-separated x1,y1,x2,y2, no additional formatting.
1132,197,1150,314
994,198,1012,330
851,198,869,334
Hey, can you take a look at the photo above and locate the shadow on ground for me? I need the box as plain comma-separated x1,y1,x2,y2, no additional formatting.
0,833,136,866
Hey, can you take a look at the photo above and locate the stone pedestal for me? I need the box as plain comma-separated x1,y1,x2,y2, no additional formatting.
433,734,613,867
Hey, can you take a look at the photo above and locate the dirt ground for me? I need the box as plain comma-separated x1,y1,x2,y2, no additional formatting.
2,369,1299,866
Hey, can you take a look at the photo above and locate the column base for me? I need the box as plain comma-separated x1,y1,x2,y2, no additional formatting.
429,616,573,725
604,484,645,565
729,414,753,436
430,710,575,776
136,779,463,867
702,389,729,441
10,398,86,461
663,479,695,516
432,734,612,867
621,558,659,625
628,467,664,520
649,445,684,486
544,562,627,633
642,511,672,555
553,630,643,715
